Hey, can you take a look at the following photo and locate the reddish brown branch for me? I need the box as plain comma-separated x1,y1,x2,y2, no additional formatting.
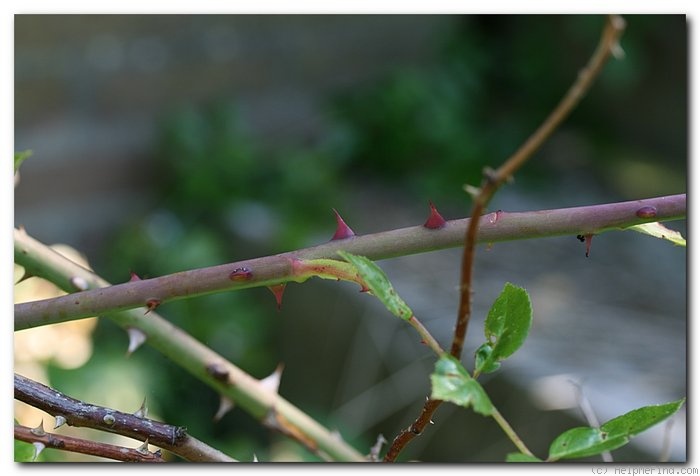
14,424,166,462
14,373,236,462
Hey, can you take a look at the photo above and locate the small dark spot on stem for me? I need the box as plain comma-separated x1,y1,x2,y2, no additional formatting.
636,206,657,218
206,363,230,383
145,298,161,314
229,267,253,281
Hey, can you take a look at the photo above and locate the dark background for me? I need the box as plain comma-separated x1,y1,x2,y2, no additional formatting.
14,15,687,462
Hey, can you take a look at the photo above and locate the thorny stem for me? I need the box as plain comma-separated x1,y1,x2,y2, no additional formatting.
14,373,236,462
453,13,627,361
14,194,684,331
13,233,366,462
384,15,627,462
14,423,167,463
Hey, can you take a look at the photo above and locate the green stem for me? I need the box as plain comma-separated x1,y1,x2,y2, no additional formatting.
408,316,445,357
13,230,366,462
491,407,534,457
14,194,685,331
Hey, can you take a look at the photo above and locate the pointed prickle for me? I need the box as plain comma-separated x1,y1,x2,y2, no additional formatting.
577,234,594,257
331,209,355,240
136,439,150,454
30,420,46,437
69,276,89,291
53,415,67,430
145,298,161,314
267,284,287,311
213,396,235,422
253,454,259,463
423,201,447,229
32,442,46,461
463,184,481,199
129,271,142,282
368,433,387,461
260,363,284,394
16,270,34,284
126,327,147,356
584,234,593,257
487,210,503,225
133,397,148,418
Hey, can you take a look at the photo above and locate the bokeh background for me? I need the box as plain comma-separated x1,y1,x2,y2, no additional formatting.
14,14,686,462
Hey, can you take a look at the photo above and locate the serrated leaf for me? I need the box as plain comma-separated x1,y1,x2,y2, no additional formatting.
430,355,494,416
628,222,686,247
475,283,532,376
14,150,32,173
548,398,685,461
337,250,413,320
506,452,543,462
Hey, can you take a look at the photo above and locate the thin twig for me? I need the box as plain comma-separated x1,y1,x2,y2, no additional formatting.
14,423,166,462
14,373,236,462
491,408,533,457
14,192,684,331
384,15,627,462
408,316,446,357
452,13,627,360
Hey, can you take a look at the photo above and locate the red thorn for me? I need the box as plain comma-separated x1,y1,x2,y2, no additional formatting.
331,209,355,240
145,298,161,314
423,201,447,229
359,285,370,293
577,234,594,257
584,234,593,257
129,271,142,282
267,284,286,311
229,267,253,282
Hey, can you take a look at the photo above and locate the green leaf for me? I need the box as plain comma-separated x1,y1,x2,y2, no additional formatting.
475,283,532,375
337,250,413,320
548,398,685,461
628,222,686,247
474,343,500,374
14,438,37,462
506,452,543,462
548,427,628,461
14,150,32,173
601,398,685,439
430,355,494,416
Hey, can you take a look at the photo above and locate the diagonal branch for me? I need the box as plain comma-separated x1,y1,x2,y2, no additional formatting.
15,193,684,331
14,423,167,462
13,230,367,462
14,373,236,462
